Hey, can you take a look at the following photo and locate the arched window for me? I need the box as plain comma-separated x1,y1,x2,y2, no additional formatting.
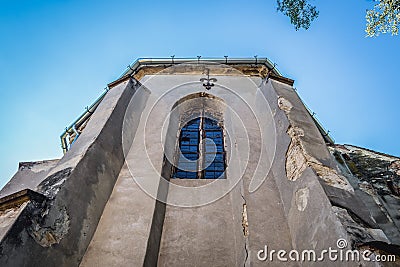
173,117,226,179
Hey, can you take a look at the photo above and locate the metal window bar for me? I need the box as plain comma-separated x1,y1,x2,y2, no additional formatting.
173,117,226,179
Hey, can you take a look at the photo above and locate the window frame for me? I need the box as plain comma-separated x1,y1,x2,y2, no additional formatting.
172,115,226,179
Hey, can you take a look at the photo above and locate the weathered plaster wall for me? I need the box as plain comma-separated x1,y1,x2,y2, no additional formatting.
260,80,351,257
0,160,59,199
0,78,138,266
332,145,400,256
81,73,398,266
158,87,245,266
265,80,398,263
2,64,398,266
79,74,295,266
80,163,157,266
80,73,381,266
158,180,246,267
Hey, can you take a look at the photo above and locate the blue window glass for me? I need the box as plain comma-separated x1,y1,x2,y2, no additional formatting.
172,117,226,179
203,118,225,179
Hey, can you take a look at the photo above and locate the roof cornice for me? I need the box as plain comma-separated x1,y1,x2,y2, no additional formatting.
107,57,293,88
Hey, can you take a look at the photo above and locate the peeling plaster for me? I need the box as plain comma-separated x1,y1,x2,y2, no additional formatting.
21,167,74,247
285,126,307,181
239,185,249,267
308,160,354,192
242,204,249,236
295,187,309,211
37,168,72,198
28,206,70,248
278,96,353,191
0,201,28,240
277,96,293,114
0,202,28,230
285,126,353,192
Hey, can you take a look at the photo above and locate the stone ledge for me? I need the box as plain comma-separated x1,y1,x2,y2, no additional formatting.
0,189,46,212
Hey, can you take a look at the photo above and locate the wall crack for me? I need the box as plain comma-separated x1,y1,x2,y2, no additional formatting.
239,187,250,267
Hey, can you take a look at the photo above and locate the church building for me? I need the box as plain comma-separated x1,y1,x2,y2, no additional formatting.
0,58,399,266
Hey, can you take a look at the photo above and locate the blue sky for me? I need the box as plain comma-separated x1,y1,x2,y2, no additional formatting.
0,0,399,187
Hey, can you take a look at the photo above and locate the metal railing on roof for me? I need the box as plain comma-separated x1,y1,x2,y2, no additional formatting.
60,57,285,154
119,57,283,77
61,57,329,154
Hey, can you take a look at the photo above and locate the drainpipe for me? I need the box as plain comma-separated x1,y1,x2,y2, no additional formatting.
60,89,108,154
61,131,69,154
71,124,80,144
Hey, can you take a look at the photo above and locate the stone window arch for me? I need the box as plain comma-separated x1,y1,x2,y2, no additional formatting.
171,93,226,179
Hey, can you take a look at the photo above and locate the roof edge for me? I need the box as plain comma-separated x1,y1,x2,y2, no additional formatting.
107,57,289,88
